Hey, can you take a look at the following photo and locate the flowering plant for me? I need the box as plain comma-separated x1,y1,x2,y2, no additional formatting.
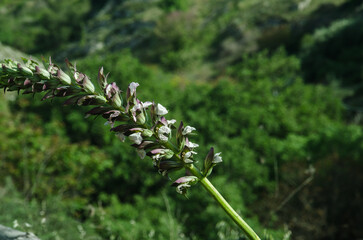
0,57,261,240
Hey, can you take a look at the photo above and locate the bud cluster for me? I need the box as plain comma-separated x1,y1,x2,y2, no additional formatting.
0,57,223,196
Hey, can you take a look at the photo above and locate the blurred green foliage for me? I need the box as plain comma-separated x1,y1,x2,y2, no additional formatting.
0,0,89,53
0,0,363,239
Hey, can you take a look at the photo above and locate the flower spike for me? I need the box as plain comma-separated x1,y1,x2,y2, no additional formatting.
0,57,261,240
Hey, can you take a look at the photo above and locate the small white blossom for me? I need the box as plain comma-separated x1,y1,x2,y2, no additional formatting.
152,154,162,161
131,102,142,113
167,119,176,125
183,151,197,163
136,149,146,159
213,152,223,163
129,132,143,145
129,82,139,96
143,101,152,108
155,103,168,116
158,125,171,142
182,126,196,135
176,183,191,194
185,140,199,148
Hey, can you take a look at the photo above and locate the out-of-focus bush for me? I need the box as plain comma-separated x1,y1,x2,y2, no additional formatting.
0,0,90,54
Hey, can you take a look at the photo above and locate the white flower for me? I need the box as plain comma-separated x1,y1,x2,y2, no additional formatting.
213,152,222,163
167,119,176,126
129,82,139,96
176,183,191,194
155,103,168,115
185,140,199,148
136,149,146,159
131,101,142,113
158,125,171,142
129,132,143,145
152,154,162,161
143,101,152,108
115,132,126,142
183,151,197,163
182,126,196,135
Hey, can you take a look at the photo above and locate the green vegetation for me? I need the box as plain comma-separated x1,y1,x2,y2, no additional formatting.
0,0,362,239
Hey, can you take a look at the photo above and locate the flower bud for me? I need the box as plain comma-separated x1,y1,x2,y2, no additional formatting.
35,66,50,79
57,69,72,85
112,94,122,108
76,73,95,94
105,82,122,108
163,149,174,159
202,148,222,177
136,111,146,124
2,63,18,74
176,121,184,144
97,67,108,90
17,64,33,76
142,129,153,137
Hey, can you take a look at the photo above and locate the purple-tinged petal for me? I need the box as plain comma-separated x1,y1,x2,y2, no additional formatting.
24,79,32,86
129,127,143,132
172,176,198,186
150,148,166,154
160,116,168,126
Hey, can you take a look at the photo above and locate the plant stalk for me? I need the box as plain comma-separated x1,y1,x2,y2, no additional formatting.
187,165,261,240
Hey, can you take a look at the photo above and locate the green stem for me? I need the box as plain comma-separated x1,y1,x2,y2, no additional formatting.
187,165,261,240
